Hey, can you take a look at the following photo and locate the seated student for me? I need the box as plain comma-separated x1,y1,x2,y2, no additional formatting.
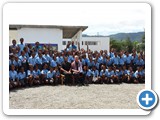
139,66,145,83
18,67,26,87
60,56,72,85
68,51,74,63
112,66,120,84
135,55,144,67
106,66,114,84
126,67,135,83
9,64,19,89
91,66,100,84
33,64,41,85
82,65,92,85
27,65,36,86
118,66,124,83
53,66,61,85
133,67,142,83
23,46,30,59
122,65,128,83
46,67,55,85
100,65,108,84
41,64,49,85
9,54,15,70
102,54,107,66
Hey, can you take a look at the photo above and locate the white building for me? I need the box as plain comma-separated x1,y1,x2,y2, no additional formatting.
9,25,110,52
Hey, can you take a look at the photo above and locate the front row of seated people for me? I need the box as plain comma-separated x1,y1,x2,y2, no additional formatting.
9,55,145,89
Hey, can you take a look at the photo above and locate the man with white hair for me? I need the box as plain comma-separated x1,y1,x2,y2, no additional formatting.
71,55,84,86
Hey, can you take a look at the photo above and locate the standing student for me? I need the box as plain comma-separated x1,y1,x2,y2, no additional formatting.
17,38,25,54
35,51,44,70
112,52,119,67
9,65,19,89
28,52,36,67
18,67,26,87
19,51,28,72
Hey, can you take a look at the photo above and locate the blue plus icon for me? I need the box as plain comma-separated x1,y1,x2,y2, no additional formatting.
137,89,158,110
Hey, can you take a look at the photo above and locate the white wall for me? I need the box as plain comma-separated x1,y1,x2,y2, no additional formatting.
17,28,63,51
9,30,18,45
80,37,110,52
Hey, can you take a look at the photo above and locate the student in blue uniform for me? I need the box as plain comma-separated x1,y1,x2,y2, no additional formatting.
112,66,120,83
112,52,119,67
126,67,135,83
33,64,41,85
122,65,128,83
9,64,19,89
133,67,141,83
46,67,55,85
87,57,94,69
28,52,36,67
119,55,125,67
27,65,35,86
106,66,114,84
106,56,113,67
24,46,29,59
41,64,49,85
118,66,124,83
50,56,57,68
42,49,51,66
19,50,28,71
91,66,100,84
17,38,25,54
53,66,61,85
35,51,44,70
14,56,22,71
82,65,91,85
125,52,132,68
100,65,108,84
18,67,26,87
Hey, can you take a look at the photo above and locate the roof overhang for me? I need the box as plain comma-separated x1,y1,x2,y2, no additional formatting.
9,24,88,39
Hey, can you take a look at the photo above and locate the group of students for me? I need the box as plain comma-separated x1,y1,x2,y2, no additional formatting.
9,38,145,89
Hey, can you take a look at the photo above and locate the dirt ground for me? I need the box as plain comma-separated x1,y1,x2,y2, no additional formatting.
9,83,144,109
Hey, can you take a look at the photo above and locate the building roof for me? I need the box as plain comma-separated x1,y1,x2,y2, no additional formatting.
9,24,88,39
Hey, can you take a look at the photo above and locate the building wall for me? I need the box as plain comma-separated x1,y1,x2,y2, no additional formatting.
62,37,110,52
81,37,110,52
17,28,63,51
9,30,18,45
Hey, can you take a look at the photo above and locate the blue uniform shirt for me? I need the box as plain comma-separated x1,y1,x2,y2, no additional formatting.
50,60,57,67
27,70,34,76
43,54,51,63
28,56,36,66
18,43,25,52
100,69,108,77
18,72,26,80
83,69,92,77
35,57,43,65
47,71,55,78
19,55,27,63
91,70,99,77
33,69,41,78
9,70,18,80
112,57,119,65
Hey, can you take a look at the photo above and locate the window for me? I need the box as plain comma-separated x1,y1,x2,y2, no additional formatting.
84,41,98,45
62,41,66,45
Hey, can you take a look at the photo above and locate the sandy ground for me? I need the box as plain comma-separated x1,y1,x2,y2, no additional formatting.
9,83,144,109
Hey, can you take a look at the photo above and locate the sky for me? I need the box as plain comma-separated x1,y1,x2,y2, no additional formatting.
6,3,147,35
